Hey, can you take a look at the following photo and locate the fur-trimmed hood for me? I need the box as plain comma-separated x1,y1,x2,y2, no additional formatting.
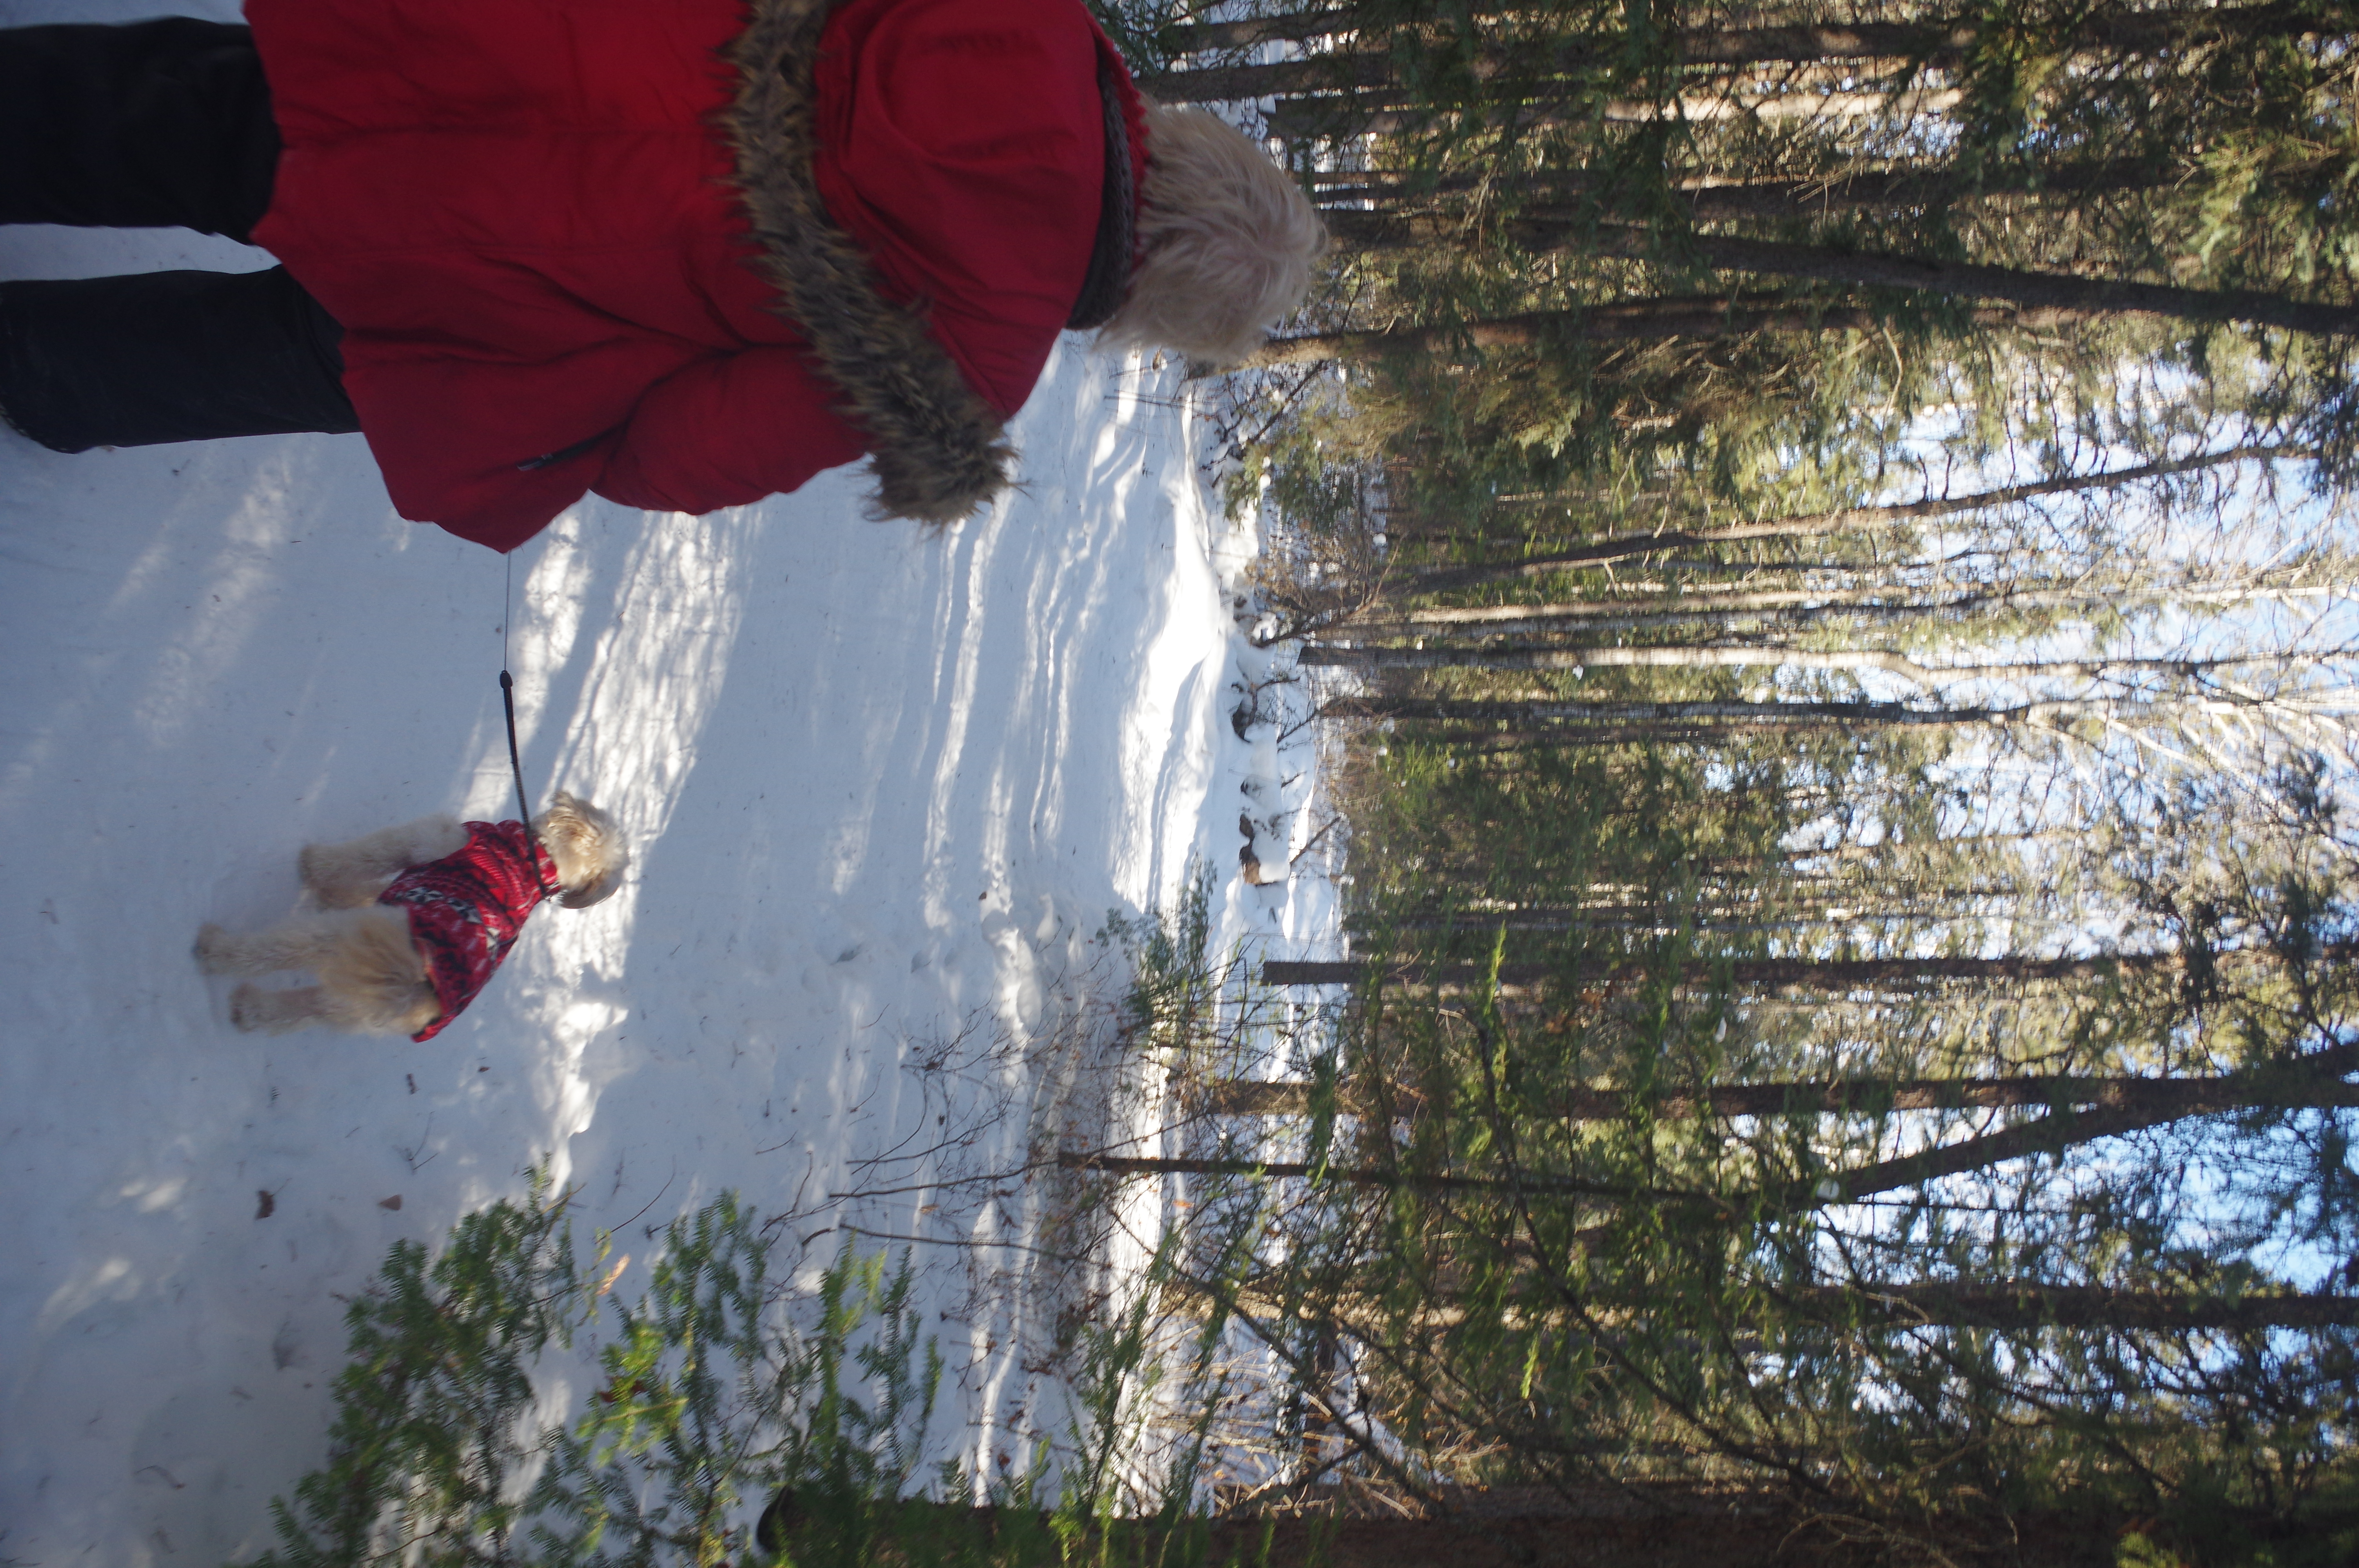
723,0,1141,525
724,0,1009,525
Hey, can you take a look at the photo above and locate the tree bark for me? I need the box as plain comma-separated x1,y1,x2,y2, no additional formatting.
1258,941,2358,989
1147,2,2330,103
1341,575,2339,640
1217,1499,2104,1556
1390,468,2277,585
1417,722,1845,751
1270,89,1971,141
1621,230,2359,337
1674,160,2174,221
1758,1040,2359,1209
1221,1276,2359,1334
785,1489,2184,1568
1300,641,2299,687
1333,204,2359,338
1057,1148,1655,1199
1196,1073,2359,1119
1252,245,2359,377
1784,1281,2359,1332
1260,955,2132,989
1320,692,2234,733
1294,1282,2359,1337
1236,298,2075,368
1319,159,2178,221
1304,642,1931,676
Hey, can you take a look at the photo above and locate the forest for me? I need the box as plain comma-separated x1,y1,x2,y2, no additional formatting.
1077,0,2359,1562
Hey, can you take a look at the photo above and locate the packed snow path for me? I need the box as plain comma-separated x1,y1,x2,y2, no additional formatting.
0,109,1299,1556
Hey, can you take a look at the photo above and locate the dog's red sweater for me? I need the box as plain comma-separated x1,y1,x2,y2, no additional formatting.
377,821,558,1042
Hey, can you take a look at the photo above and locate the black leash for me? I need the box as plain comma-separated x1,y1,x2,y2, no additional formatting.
500,554,534,827
500,557,561,898
499,668,534,830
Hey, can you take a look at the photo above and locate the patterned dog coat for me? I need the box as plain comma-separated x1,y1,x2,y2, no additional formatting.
377,820,558,1041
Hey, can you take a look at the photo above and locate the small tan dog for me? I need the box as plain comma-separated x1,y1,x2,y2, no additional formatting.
194,791,627,1039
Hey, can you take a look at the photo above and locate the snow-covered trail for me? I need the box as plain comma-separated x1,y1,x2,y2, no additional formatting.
0,120,1248,1561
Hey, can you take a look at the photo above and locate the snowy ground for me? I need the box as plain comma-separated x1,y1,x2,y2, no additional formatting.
0,25,1337,1555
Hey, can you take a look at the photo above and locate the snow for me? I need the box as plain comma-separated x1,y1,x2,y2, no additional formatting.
0,58,1340,1555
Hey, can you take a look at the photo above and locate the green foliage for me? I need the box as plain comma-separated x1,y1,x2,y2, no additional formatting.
250,1168,593,1567
1225,0,2359,569
235,1192,907,1565
527,1198,950,1567
241,1167,1277,1568
1102,867,1219,1050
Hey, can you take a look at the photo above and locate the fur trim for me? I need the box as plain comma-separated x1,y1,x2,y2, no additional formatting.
723,0,1016,525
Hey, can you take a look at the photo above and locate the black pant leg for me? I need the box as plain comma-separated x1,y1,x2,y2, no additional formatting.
0,19,280,241
0,21,352,450
0,268,358,451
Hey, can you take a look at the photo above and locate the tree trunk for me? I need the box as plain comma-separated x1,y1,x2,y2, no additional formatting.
1320,692,2228,734
1057,1149,1651,1199
1313,159,2174,213
1496,1049,2359,1247
1244,256,2354,376
1147,2,2331,103
1340,575,2342,640
1259,955,2108,989
1264,1283,2359,1330
1371,907,2020,936
1330,203,2359,336
1784,1281,2359,1332
1195,1073,2359,1119
1223,1277,2359,1334
785,1488,2185,1568
1236,298,2072,368
1418,722,1849,752
1223,1503,2023,1568
1628,230,2359,338
1756,1040,2359,1209
1365,445,2281,595
1303,641,2305,691
1304,642,1933,677
1271,89,1968,142
1669,160,2175,222
1258,942,2354,989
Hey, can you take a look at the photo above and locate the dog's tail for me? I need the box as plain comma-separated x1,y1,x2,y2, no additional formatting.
316,910,442,1035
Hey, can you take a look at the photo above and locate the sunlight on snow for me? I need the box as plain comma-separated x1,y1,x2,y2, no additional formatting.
919,500,1012,916
505,505,770,1185
129,468,300,750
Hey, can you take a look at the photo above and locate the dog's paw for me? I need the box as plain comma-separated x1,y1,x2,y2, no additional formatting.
193,923,233,973
227,982,266,1032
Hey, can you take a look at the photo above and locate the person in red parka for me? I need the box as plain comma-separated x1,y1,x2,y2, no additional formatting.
0,0,1325,553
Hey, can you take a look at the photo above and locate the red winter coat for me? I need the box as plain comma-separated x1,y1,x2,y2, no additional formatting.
244,0,1145,552
378,820,558,1041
